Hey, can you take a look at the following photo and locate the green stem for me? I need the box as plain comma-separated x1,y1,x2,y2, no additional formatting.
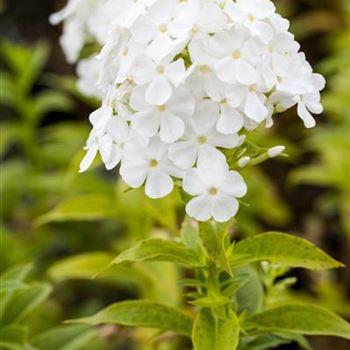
207,263,221,298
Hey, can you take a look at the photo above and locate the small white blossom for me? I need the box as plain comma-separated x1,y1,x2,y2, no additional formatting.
168,100,240,169
80,106,129,172
132,56,187,105
120,136,184,199
225,0,275,43
130,85,195,142
183,152,247,222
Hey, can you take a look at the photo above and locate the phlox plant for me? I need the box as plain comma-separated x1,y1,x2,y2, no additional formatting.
49,0,350,349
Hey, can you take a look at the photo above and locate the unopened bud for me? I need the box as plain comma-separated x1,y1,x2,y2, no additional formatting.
268,145,286,158
237,135,246,147
238,156,251,168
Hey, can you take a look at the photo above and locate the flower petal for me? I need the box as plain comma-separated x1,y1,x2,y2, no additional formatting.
106,118,129,143
79,143,98,173
165,59,187,87
217,106,244,134
146,75,173,105
186,195,213,221
244,92,268,122
131,15,157,43
169,88,195,117
220,171,247,197
212,197,239,223
147,33,173,61
132,57,156,84
169,141,198,169
132,111,160,138
129,86,150,112
145,170,174,198
297,102,316,128
120,161,148,188
159,113,185,142
235,60,257,85
183,168,207,195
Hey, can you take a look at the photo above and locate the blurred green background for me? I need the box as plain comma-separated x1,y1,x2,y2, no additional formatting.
1,0,349,349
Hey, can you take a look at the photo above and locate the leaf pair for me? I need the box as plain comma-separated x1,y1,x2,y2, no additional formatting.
64,228,350,349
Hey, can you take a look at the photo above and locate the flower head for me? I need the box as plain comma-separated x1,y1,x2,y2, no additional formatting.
52,0,326,222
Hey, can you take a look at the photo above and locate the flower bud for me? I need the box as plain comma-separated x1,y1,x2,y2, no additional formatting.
268,146,286,158
238,156,251,168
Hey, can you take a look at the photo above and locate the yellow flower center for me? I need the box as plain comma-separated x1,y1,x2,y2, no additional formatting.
208,187,218,196
249,85,257,92
159,24,167,33
197,136,207,144
149,159,158,168
157,66,165,74
199,65,210,74
232,50,241,59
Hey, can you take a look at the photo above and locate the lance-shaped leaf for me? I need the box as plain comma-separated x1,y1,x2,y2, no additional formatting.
31,325,97,350
0,325,30,350
69,300,193,337
1,264,33,295
49,252,153,283
192,308,240,350
233,232,343,270
113,238,204,267
247,304,350,340
35,194,117,226
1,282,52,325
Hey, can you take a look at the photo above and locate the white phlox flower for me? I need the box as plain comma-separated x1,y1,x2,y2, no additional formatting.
168,100,240,169
130,85,195,142
79,105,129,173
120,136,184,199
183,152,247,222
52,0,326,222
225,0,276,43
132,56,188,105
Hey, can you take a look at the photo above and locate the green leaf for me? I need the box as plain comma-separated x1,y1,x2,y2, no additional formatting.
235,266,263,315
248,304,350,340
199,221,233,275
113,238,204,267
2,263,33,281
31,325,97,350
180,217,203,251
48,253,115,281
1,41,50,94
233,232,343,270
0,71,16,107
35,194,118,226
238,334,293,350
0,325,30,350
0,122,22,158
48,252,154,294
32,91,74,122
192,308,240,350
0,280,27,294
1,264,33,313
70,300,193,337
1,282,52,325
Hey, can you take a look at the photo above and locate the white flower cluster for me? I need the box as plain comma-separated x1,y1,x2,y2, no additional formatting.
51,0,325,223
